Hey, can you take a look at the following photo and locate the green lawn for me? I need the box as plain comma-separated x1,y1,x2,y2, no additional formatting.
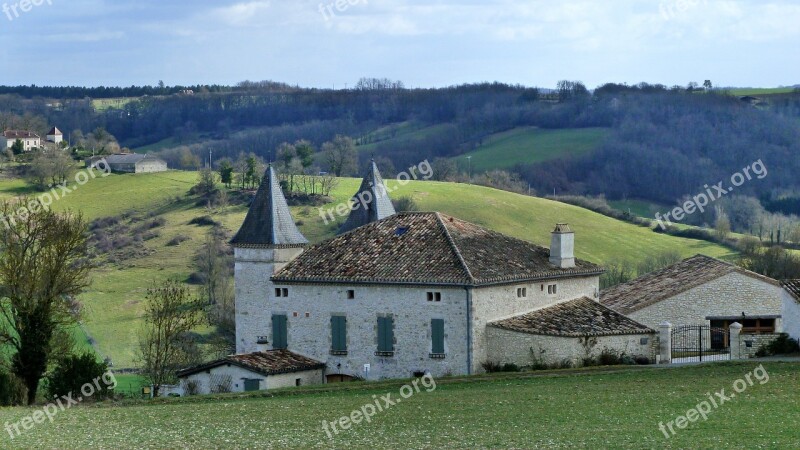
0,362,795,448
91,98,137,111
610,199,670,219
0,172,733,368
726,87,797,96
462,127,610,172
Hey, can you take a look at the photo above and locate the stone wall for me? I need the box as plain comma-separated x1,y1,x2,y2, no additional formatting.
627,272,783,330
470,275,600,372
135,160,168,173
782,290,800,342
234,246,305,354
737,333,782,359
486,327,656,368
266,283,470,380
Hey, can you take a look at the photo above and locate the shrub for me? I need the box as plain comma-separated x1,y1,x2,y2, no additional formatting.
755,334,800,357
597,348,624,366
189,216,219,227
167,235,191,246
481,361,502,373
0,369,27,406
46,353,113,401
392,196,420,212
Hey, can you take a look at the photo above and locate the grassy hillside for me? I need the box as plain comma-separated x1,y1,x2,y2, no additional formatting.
0,362,796,448
0,172,733,367
726,87,797,96
462,127,609,172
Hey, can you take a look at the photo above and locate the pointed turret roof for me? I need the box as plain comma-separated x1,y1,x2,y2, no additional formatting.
337,160,396,234
231,165,308,248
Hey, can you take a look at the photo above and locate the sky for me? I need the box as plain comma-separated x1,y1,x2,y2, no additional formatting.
0,0,798,89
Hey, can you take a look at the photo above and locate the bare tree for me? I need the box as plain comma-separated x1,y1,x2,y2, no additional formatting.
137,280,204,397
0,201,92,404
322,135,357,177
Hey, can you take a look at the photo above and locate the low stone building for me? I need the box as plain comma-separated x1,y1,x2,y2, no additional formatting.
781,280,800,342
487,297,655,368
86,153,168,173
174,350,325,395
601,255,783,333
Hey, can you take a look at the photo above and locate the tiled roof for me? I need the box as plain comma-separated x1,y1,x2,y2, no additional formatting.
489,297,654,337
103,153,165,165
231,165,309,248
782,280,800,303
176,350,325,378
47,127,62,135
273,212,603,286
3,130,40,139
338,160,396,234
601,254,779,315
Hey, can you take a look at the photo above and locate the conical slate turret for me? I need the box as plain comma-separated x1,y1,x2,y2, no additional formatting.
338,160,396,234
232,165,308,247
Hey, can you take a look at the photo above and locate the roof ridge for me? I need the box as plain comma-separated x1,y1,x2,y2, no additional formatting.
434,212,476,284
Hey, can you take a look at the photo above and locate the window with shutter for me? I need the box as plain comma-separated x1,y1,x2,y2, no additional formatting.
376,316,394,355
431,319,445,356
331,316,347,354
272,314,287,349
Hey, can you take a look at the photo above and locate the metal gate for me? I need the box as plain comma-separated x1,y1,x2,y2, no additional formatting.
671,325,731,363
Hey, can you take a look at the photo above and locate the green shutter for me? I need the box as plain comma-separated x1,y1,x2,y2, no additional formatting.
378,316,394,352
431,319,445,354
272,315,287,349
331,316,347,352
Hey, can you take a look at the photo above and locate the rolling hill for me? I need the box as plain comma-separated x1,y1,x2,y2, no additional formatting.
0,171,734,367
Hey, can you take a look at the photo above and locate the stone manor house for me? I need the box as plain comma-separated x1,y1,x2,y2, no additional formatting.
175,162,655,393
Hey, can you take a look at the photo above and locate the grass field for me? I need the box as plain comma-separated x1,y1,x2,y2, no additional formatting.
610,199,670,218
726,87,797,96
462,127,609,172
0,361,795,448
0,171,733,368
91,98,138,111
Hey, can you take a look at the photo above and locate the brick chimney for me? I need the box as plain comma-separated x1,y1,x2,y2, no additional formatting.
549,223,575,269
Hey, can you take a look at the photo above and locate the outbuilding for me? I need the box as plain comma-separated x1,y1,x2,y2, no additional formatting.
175,350,325,395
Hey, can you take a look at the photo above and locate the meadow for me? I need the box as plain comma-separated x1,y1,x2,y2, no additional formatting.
0,362,795,448
462,127,609,172
0,170,733,368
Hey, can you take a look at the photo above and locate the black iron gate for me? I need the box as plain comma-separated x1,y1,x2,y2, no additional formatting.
671,325,731,362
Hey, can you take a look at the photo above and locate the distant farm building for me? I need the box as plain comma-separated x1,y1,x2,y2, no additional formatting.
1,130,41,151
46,127,64,144
86,153,168,173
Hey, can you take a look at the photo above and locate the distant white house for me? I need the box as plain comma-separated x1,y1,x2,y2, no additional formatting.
46,127,64,144
173,350,325,395
1,130,41,151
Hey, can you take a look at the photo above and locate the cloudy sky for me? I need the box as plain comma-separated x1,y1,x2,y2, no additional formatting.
1,0,797,89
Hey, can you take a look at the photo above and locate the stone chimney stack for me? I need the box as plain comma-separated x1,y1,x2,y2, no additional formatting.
549,223,575,269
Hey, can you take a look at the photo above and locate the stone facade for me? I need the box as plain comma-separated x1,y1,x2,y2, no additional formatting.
626,272,783,330
782,290,800,341
486,327,656,368
235,246,304,354
134,158,168,173
178,364,323,396
470,276,600,371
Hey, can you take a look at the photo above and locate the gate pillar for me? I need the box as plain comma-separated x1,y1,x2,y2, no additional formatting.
659,322,672,364
729,322,743,360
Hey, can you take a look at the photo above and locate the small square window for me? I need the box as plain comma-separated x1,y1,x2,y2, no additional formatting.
305,312,310,318
292,312,299,317
427,292,434,302
434,292,442,302
275,288,282,297
640,337,649,345
347,289,355,299
295,378,302,386
282,288,289,297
